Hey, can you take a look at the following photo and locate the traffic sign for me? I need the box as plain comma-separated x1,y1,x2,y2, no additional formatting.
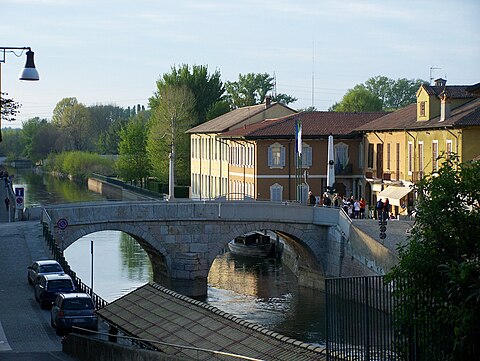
16,196,24,205
57,218,68,230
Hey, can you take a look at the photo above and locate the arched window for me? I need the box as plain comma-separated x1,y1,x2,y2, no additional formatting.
270,183,283,202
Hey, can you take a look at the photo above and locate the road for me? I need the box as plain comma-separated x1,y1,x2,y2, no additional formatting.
0,221,78,361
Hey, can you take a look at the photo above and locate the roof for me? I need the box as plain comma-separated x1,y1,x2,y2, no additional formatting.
97,282,326,360
220,111,387,139
421,83,476,99
187,102,295,133
355,97,480,132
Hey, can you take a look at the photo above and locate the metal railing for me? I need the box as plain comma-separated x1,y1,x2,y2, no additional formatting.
42,222,109,309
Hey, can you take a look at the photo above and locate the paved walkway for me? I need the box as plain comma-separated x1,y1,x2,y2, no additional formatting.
0,221,78,361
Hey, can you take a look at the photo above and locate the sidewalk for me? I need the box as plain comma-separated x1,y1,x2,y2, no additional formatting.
0,221,78,360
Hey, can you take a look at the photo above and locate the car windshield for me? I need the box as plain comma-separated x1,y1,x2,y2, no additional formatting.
48,280,73,290
63,298,94,310
40,264,63,273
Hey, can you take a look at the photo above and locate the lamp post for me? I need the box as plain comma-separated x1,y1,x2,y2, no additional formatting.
0,47,40,141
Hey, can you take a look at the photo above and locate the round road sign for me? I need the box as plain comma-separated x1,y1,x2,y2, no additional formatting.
16,196,24,205
57,218,68,230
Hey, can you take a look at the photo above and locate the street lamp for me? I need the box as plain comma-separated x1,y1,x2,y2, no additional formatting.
0,46,40,141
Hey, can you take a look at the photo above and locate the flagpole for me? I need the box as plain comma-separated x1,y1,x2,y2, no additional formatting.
295,118,302,203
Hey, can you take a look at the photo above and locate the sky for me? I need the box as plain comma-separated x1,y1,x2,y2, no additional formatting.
1,0,479,128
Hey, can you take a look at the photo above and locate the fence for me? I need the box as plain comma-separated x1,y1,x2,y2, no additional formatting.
325,275,477,361
42,222,109,309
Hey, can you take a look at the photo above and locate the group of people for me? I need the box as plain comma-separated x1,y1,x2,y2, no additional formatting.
307,191,368,219
375,198,394,220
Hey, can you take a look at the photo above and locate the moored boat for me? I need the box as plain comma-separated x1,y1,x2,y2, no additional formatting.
228,231,283,258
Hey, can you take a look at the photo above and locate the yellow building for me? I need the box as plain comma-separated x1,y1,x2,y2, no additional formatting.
356,79,480,216
187,99,296,199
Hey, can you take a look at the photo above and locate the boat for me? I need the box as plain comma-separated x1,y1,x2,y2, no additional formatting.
228,231,283,258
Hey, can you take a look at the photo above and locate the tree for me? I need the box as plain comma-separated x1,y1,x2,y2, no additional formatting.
21,117,59,163
387,155,480,359
149,64,223,126
116,112,151,186
225,72,297,108
52,97,93,151
330,85,383,112
0,128,24,158
0,92,21,141
365,76,426,110
147,85,196,186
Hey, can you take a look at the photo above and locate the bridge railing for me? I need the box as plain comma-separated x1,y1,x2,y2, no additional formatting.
41,221,109,310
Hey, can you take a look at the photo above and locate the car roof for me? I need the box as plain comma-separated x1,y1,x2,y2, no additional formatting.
42,273,72,281
59,293,92,299
35,260,61,265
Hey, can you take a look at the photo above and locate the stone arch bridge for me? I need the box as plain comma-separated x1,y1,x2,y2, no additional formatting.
41,201,389,297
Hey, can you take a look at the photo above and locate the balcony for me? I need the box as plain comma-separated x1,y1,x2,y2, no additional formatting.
335,163,353,175
383,172,391,181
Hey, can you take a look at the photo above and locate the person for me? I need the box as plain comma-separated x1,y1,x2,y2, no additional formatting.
323,193,332,207
353,199,360,219
375,198,384,220
383,198,390,221
308,191,316,206
359,198,366,219
4,197,9,212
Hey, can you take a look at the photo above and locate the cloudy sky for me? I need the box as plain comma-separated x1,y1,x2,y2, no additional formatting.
2,0,479,127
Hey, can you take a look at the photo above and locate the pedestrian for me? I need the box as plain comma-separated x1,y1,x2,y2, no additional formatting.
353,199,361,219
323,193,332,207
375,198,384,220
359,198,366,219
4,197,9,211
383,198,390,221
308,191,316,206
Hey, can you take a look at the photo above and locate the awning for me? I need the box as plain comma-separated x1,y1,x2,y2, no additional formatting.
377,186,412,207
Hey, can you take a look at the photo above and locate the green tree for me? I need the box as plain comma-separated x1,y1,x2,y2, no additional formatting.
330,85,383,112
52,97,93,151
150,64,223,126
116,112,151,187
0,128,24,158
0,92,21,142
387,155,480,359
365,76,426,110
225,72,296,108
147,85,195,186
21,117,57,163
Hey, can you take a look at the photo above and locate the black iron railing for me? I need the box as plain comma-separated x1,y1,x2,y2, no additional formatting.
42,222,108,309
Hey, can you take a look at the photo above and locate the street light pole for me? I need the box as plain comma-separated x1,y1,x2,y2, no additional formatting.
0,47,40,141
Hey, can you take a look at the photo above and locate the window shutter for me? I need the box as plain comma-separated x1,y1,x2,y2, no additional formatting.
280,147,286,167
305,146,312,167
268,146,272,167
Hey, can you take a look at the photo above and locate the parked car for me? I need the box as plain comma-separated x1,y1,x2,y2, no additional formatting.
35,274,76,309
50,293,98,335
27,260,64,285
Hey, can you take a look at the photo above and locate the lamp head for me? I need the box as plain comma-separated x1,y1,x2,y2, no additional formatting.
19,50,39,81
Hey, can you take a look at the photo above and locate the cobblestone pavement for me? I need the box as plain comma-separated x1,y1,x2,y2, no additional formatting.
0,221,78,361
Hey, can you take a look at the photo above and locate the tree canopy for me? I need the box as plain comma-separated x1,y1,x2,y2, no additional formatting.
225,72,297,108
0,92,21,142
387,155,480,359
331,76,427,112
149,64,224,126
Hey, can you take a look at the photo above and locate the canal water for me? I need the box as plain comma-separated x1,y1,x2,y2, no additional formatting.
10,167,326,345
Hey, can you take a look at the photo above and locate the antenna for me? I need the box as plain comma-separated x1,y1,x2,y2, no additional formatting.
430,66,442,85
312,40,315,107
272,71,277,97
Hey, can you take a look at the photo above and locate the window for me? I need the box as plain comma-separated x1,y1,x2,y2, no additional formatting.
358,142,364,169
408,141,413,175
367,143,374,168
295,143,312,168
335,143,349,168
270,183,283,202
432,140,439,172
396,143,400,180
420,101,426,117
418,141,424,178
446,140,452,159
268,143,286,168
386,143,391,170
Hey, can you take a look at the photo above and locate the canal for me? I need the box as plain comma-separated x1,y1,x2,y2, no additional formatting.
10,167,326,345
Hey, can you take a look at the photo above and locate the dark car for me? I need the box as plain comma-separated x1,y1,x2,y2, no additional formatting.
27,260,64,285
51,293,98,335
35,274,76,309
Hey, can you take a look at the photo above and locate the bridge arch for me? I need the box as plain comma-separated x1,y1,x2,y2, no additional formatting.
43,201,345,297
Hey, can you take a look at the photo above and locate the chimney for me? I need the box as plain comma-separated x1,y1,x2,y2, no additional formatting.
265,95,272,108
440,92,451,121
434,78,447,87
